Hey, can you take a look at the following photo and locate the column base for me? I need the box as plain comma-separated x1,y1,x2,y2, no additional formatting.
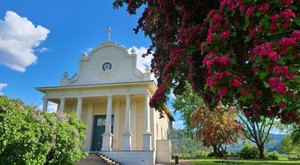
101,133,113,151
143,132,152,150
122,132,132,150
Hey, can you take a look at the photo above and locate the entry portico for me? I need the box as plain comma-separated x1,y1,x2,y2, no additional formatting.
36,40,173,164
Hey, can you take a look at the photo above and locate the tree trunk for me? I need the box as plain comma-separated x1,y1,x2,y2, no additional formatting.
257,144,265,159
213,145,224,158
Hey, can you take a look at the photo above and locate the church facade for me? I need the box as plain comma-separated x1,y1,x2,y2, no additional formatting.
36,40,174,165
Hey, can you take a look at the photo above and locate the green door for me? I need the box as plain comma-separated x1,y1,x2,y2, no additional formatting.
91,115,114,151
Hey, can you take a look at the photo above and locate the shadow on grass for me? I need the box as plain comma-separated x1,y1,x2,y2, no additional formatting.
191,159,300,165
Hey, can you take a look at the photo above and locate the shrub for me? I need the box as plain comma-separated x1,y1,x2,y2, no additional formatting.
265,151,280,160
207,152,215,158
191,151,209,158
0,96,86,165
239,144,258,159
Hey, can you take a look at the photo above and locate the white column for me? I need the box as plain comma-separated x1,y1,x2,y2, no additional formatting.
113,100,120,150
85,102,93,151
123,94,132,150
143,92,152,150
59,98,65,113
102,95,113,151
42,97,48,112
76,97,82,118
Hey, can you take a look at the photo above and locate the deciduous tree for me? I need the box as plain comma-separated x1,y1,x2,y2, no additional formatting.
173,87,243,158
114,0,300,123
192,104,243,158
239,113,275,159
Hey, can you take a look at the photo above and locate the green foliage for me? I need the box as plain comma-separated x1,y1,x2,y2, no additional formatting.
265,151,280,160
290,125,300,145
171,129,211,155
177,151,209,159
239,144,258,159
0,96,86,165
279,134,300,155
172,86,204,138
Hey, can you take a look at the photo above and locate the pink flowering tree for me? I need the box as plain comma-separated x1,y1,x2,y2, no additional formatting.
114,0,300,124
202,0,300,123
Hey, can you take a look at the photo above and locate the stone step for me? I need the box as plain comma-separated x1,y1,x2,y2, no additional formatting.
77,154,108,165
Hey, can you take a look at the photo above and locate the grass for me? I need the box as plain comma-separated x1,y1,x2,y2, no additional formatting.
190,159,300,165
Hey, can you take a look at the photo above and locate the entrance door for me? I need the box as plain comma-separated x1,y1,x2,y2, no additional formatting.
91,115,114,151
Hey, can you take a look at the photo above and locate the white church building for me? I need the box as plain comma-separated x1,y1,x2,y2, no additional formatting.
36,36,174,165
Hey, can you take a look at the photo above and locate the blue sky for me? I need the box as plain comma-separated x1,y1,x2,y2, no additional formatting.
0,0,184,129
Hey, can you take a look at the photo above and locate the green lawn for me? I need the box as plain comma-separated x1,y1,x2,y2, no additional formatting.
190,159,300,165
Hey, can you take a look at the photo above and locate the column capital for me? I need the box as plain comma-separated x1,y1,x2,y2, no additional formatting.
144,90,151,95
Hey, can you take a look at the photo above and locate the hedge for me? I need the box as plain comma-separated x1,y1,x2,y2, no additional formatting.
0,96,86,165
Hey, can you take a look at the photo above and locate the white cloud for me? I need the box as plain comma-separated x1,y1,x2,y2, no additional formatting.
173,120,184,129
38,102,58,113
0,83,8,95
127,46,153,73
36,47,50,53
0,11,50,72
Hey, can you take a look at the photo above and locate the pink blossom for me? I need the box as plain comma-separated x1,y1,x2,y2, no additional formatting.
208,9,216,16
279,102,286,109
280,9,296,19
244,109,251,116
218,87,228,97
220,0,237,10
281,0,293,5
206,33,214,44
246,6,256,17
217,56,231,65
200,43,205,51
267,51,280,61
281,21,291,29
249,30,256,38
203,55,215,67
254,42,274,56
274,66,289,78
291,30,300,40
278,48,289,55
279,37,297,47
258,3,270,11
256,26,263,33
221,31,231,39
270,24,278,32
290,111,297,116
268,77,279,88
288,73,296,80
214,72,224,80
208,27,214,34
273,66,282,76
230,77,242,87
270,14,280,23
212,14,223,23
275,82,287,94
225,71,232,77
206,77,217,87
241,89,249,96
288,92,297,98
213,23,221,29
266,110,273,116
253,103,260,109
239,4,248,13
